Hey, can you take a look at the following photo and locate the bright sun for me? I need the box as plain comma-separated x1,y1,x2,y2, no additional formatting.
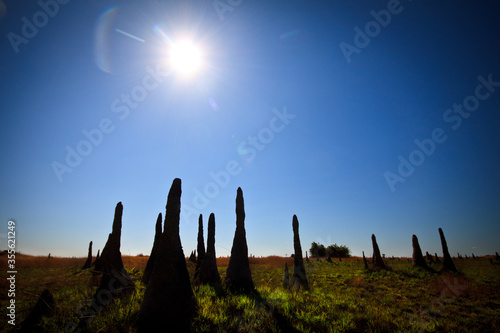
169,40,202,76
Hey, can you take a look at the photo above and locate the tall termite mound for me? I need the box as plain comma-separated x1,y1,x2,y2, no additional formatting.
225,187,254,293
439,228,457,272
291,215,308,290
137,179,197,332
76,202,134,332
371,234,386,269
142,213,162,285
194,213,221,286
193,214,206,282
412,235,428,269
82,241,93,269
94,202,135,293
362,251,369,270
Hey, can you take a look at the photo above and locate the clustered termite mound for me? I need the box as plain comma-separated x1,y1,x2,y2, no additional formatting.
22,177,471,332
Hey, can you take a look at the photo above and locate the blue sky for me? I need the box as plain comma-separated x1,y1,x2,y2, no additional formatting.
1,0,499,259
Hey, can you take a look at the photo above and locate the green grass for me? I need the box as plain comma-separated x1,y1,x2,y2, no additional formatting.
2,258,499,332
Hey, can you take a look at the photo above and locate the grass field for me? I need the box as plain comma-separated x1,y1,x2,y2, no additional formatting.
1,254,499,332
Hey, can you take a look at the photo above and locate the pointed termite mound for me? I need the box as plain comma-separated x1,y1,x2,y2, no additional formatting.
142,213,162,285
434,253,441,263
362,251,369,270
92,249,100,267
225,187,254,293
194,213,221,286
426,251,434,263
82,241,93,269
305,251,309,262
137,179,197,332
94,202,135,293
439,228,457,272
496,252,500,261
193,214,206,282
19,289,54,333
282,262,290,288
74,203,134,332
291,215,309,290
412,235,428,269
189,250,197,263
371,234,386,269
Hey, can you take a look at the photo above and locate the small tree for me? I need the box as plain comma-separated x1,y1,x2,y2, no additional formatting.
309,242,326,257
317,244,326,257
326,244,338,258
337,244,351,258
326,243,351,260
310,242,318,257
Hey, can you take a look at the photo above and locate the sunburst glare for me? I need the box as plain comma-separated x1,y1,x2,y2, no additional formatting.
168,39,203,77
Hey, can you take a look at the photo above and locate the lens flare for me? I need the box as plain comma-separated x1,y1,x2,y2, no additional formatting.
93,7,118,74
169,40,202,76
